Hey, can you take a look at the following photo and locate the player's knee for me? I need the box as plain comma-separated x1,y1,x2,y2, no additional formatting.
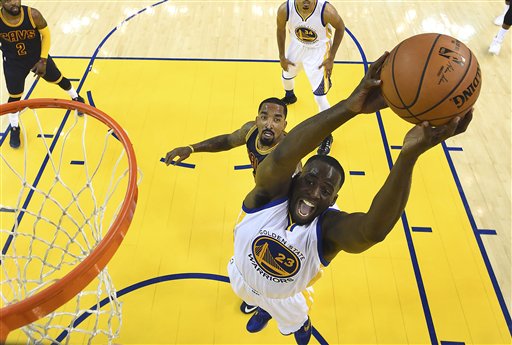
58,78,72,90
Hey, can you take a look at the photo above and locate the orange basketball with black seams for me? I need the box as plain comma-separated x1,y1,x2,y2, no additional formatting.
380,33,482,126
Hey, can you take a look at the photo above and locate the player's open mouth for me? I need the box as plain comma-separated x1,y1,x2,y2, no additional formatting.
262,130,274,139
297,199,315,217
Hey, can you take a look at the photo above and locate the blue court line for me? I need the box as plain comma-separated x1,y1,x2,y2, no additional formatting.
159,157,196,169
412,227,433,233
446,147,463,152
440,341,465,345
86,91,120,141
37,134,54,138
349,171,365,176
68,78,81,82
86,90,95,107
53,272,328,344
346,27,439,344
70,160,85,165
390,145,402,150
234,164,252,170
476,229,497,235
0,207,16,213
442,143,511,335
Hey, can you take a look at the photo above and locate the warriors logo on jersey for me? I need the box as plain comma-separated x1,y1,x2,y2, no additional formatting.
294,26,318,44
251,235,301,278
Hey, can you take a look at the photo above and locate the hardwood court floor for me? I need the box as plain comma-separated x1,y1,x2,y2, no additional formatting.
1,1,510,344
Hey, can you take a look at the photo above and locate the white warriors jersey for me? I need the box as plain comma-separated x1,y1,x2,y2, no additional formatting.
287,0,333,49
233,198,330,299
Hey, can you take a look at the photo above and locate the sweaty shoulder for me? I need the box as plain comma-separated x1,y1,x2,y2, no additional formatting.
322,3,342,24
277,1,288,21
29,7,47,29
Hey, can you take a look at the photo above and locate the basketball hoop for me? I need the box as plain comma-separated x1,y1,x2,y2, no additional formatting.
0,99,138,343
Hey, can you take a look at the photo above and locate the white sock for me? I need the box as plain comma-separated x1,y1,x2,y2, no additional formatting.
8,112,20,127
282,77,294,92
501,4,510,16
314,95,330,111
66,87,79,99
496,28,508,42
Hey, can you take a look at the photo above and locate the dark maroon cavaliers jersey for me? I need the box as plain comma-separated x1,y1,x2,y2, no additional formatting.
0,6,41,62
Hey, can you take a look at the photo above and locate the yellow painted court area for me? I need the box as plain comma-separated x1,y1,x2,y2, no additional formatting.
2,56,509,344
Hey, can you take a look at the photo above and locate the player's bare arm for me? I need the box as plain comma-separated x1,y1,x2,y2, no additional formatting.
165,121,254,165
30,7,48,29
276,2,295,71
318,4,345,74
320,111,473,261
245,53,389,209
30,7,49,77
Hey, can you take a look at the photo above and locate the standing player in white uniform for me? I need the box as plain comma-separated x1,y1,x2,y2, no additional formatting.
277,0,345,155
227,53,473,344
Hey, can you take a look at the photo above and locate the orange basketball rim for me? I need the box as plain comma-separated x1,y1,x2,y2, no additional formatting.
0,99,138,343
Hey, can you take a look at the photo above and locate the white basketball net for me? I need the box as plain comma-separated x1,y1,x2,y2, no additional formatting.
0,106,138,344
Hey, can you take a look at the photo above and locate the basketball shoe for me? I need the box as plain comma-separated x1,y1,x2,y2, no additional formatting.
240,301,257,314
73,95,85,116
489,37,503,55
246,307,272,333
9,126,20,148
281,93,297,105
317,134,333,155
294,317,312,345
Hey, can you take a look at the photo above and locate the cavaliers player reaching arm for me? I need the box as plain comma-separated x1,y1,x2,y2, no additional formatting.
165,97,296,177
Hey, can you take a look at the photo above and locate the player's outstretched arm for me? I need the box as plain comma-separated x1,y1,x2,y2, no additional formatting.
165,121,254,165
244,53,390,208
320,111,473,260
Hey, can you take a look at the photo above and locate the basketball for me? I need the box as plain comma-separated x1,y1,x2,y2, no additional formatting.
380,33,481,126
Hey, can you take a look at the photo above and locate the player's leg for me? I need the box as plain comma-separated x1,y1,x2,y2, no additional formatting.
246,288,313,344
42,56,85,114
303,46,333,155
490,4,511,55
281,42,302,105
3,61,29,148
303,45,332,112
227,258,260,317
494,0,510,25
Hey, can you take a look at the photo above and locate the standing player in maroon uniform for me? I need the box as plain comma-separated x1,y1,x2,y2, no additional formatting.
0,0,85,148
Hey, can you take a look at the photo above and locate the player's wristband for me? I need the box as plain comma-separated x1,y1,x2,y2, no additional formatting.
187,145,195,153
